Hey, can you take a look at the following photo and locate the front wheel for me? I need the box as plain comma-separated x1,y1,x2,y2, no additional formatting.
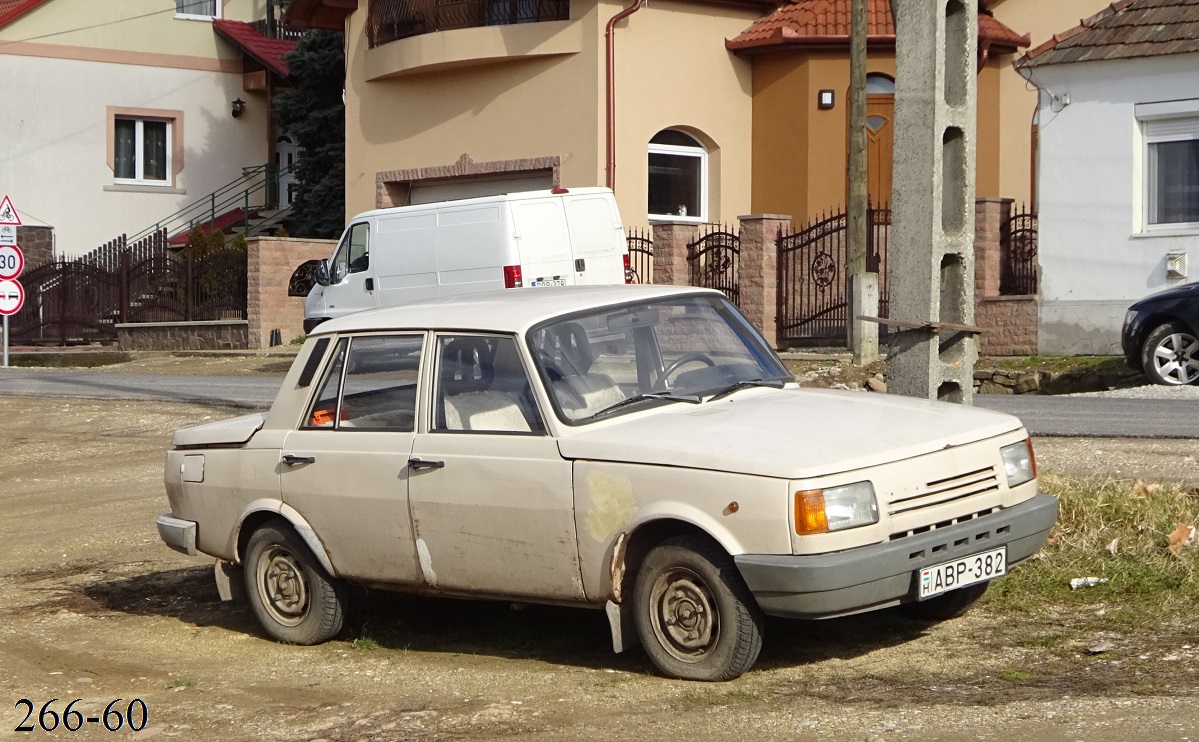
1141,322,1199,386
633,535,763,681
244,523,347,645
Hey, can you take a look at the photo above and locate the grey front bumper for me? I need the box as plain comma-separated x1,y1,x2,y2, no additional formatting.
156,513,198,556
735,492,1058,619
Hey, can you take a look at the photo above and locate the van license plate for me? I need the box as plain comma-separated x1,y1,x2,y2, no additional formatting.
918,547,1005,599
532,278,566,287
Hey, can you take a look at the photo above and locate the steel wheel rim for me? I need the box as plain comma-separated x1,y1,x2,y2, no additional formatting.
257,545,309,627
1152,331,1199,385
648,567,719,663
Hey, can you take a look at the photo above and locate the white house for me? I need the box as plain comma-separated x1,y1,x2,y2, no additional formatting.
0,0,298,258
1016,0,1199,355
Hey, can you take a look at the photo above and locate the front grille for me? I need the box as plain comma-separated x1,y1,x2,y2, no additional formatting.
888,506,1004,542
888,466,1000,517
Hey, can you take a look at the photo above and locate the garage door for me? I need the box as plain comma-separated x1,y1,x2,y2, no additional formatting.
408,171,554,205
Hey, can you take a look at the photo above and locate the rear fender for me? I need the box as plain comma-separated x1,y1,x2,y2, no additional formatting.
231,499,337,576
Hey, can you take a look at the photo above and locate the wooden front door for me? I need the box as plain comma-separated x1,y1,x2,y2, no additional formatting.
865,93,894,206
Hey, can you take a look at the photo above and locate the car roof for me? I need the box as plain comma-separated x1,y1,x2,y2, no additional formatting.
313,285,724,336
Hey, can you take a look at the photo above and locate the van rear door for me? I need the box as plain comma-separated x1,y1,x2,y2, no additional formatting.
511,199,575,287
564,194,628,284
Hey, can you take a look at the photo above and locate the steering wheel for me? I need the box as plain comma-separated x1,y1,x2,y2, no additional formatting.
653,353,716,391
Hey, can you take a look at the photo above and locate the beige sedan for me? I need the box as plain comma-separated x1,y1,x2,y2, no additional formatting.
158,285,1056,681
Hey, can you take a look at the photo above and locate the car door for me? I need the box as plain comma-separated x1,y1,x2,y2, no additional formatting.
324,221,375,316
407,333,584,600
280,333,424,584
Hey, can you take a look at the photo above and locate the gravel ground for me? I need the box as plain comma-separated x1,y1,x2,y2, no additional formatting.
1067,383,1199,399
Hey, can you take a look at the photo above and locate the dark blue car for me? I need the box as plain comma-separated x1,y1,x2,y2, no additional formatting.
1121,282,1199,386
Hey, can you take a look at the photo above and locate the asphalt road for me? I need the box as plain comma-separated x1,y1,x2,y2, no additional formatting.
3,367,1198,438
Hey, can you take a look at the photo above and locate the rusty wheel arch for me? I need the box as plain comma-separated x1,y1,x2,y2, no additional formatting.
615,519,720,603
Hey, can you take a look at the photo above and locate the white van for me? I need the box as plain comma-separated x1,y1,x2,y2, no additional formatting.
304,188,630,332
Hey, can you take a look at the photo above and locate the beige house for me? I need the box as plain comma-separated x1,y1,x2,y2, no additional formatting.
289,0,1106,230
0,0,298,256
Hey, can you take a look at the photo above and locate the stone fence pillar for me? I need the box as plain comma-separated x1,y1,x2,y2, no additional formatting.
737,214,790,349
17,225,54,267
974,198,1013,299
650,221,699,286
246,237,336,350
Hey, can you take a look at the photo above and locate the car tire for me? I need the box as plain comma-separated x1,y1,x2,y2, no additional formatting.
633,534,763,681
244,523,347,645
898,582,987,622
1141,322,1199,386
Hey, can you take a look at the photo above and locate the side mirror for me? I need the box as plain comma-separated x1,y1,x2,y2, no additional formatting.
314,259,331,286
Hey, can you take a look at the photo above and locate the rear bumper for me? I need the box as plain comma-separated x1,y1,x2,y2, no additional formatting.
734,492,1058,619
156,513,198,556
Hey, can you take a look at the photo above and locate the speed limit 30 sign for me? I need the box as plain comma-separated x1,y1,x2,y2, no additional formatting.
0,278,24,315
0,244,24,280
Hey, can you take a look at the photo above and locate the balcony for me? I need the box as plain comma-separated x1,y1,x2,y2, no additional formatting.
367,0,570,46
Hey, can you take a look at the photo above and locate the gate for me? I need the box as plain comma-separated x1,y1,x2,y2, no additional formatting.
625,227,653,284
687,225,739,306
10,230,247,344
777,205,891,344
1000,204,1037,295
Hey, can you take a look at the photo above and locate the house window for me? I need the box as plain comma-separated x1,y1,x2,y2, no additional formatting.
1140,106,1199,230
175,0,219,19
114,117,171,185
1148,135,1199,227
648,129,708,222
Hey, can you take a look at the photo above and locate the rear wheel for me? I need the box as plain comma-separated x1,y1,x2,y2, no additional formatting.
898,582,987,622
633,535,763,681
244,523,347,645
1141,322,1199,386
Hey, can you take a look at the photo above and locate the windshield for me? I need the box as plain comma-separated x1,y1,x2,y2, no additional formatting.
530,294,792,424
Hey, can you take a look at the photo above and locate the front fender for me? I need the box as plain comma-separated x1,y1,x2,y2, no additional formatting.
230,499,338,577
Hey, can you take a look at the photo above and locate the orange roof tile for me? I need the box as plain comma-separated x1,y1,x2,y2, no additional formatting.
213,19,298,78
0,0,49,29
727,0,1029,53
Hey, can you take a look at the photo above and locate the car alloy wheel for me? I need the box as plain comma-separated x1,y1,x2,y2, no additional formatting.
1143,322,1199,386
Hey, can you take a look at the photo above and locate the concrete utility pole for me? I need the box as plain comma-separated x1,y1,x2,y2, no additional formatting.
886,0,980,403
847,0,879,365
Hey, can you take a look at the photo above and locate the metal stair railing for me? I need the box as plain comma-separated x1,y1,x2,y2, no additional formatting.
126,162,297,246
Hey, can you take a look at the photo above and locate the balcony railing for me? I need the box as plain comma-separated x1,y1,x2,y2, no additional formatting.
367,0,569,46
249,18,307,40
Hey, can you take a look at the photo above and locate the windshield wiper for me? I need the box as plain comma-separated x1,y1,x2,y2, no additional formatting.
591,392,702,419
706,378,788,402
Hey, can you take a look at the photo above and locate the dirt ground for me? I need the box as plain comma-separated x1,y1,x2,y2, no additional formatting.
3,395,1199,741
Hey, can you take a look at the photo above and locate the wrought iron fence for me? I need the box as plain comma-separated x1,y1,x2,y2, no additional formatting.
10,232,248,345
625,227,653,284
367,0,569,46
1000,203,1038,295
686,224,740,306
777,204,891,345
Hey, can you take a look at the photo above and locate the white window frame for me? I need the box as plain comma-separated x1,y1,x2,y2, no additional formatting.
1137,100,1199,234
174,0,221,20
648,135,709,224
114,117,173,187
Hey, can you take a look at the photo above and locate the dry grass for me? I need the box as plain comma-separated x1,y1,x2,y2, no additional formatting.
988,472,1199,626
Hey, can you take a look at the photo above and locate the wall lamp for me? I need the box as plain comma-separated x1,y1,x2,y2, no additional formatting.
231,98,246,118
817,89,835,110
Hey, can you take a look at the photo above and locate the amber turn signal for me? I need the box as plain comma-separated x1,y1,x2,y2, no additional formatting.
794,489,829,535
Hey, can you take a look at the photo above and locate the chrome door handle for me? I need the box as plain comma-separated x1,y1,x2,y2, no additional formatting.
408,457,445,470
282,454,316,466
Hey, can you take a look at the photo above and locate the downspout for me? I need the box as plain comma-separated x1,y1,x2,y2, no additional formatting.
605,0,645,190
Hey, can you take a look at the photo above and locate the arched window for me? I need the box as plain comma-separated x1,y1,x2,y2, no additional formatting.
865,73,895,95
648,129,708,222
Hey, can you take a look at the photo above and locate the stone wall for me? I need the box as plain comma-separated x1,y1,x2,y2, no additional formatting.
116,321,248,351
17,226,53,267
246,237,336,350
976,296,1038,356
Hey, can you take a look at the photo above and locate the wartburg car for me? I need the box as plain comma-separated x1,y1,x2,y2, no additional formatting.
158,285,1057,681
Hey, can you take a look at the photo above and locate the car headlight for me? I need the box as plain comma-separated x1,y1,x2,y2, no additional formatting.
795,481,879,535
1000,439,1037,487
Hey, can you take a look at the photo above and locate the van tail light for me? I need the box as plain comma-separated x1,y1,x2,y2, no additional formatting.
623,254,632,284
503,265,523,288
550,188,569,194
